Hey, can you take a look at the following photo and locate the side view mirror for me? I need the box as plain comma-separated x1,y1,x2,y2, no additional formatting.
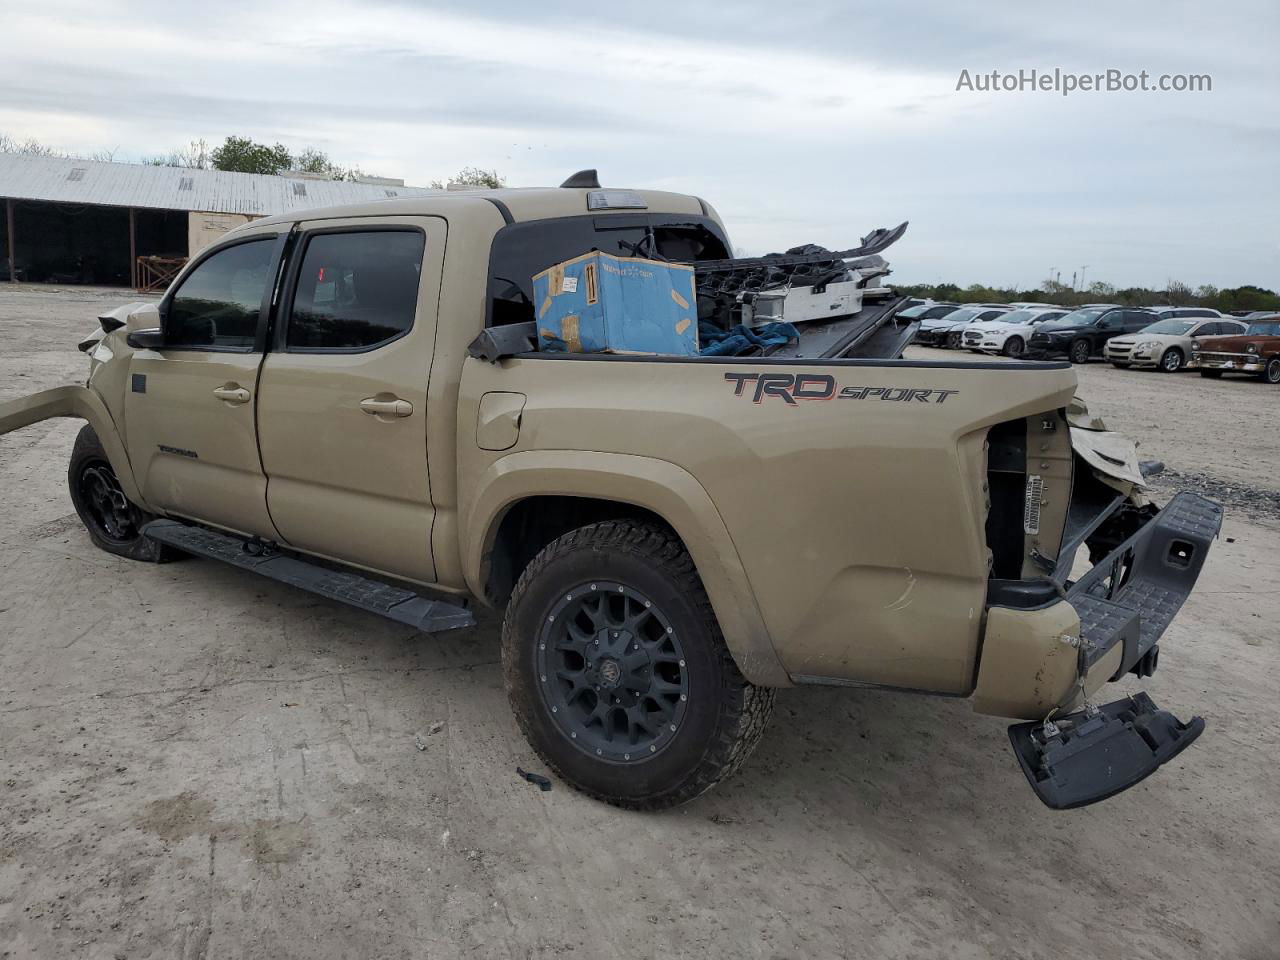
126,328,166,350
125,302,162,333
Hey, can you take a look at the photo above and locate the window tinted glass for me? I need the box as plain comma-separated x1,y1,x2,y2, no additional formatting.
488,215,730,326
288,231,424,350
167,238,276,349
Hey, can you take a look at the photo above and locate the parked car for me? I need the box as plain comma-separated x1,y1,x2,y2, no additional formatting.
914,304,1007,347
962,307,1070,357
1104,317,1247,372
0,178,1222,811
1147,306,1224,321
1027,306,1159,364
898,301,957,321
933,307,1013,349
1192,314,1280,383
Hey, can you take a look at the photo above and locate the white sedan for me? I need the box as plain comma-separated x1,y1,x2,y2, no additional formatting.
962,308,1070,358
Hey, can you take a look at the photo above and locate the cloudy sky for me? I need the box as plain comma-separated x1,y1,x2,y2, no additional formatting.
2,0,1276,289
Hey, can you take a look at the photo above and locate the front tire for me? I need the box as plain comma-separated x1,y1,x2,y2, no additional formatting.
1001,336,1025,359
1159,348,1184,373
502,520,774,809
68,425,174,562
946,331,962,349
1263,358,1280,384
1069,339,1092,364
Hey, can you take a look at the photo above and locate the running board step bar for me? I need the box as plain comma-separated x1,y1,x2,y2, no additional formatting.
143,520,475,634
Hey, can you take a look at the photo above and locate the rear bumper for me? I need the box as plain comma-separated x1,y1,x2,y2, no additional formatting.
973,491,1223,720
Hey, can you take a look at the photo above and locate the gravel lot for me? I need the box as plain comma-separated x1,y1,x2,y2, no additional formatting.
1,286,1277,960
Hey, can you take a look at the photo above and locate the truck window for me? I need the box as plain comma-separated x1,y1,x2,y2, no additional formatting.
166,238,276,350
286,230,425,351
487,214,730,327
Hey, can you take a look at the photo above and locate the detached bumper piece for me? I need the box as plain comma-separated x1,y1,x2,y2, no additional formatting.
143,520,475,634
1068,491,1223,679
1009,693,1204,809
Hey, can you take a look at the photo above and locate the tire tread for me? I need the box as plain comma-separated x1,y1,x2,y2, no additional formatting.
502,519,774,810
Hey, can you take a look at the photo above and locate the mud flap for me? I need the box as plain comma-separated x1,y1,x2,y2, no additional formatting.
1008,693,1204,810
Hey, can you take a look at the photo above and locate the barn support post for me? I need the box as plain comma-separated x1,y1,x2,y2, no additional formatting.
5,198,14,283
128,207,137,290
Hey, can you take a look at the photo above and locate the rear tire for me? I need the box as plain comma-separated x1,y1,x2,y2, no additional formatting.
68,425,176,562
1001,336,1025,359
501,520,774,809
1263,358,1280,384
1069,339,1092,364
1159,348,1184,373
1199,370,1223,379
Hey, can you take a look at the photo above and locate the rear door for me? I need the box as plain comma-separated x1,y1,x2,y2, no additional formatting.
125,230,288,536
255,216,447,584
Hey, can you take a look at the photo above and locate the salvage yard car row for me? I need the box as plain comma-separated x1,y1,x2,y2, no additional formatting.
909,300,1280,383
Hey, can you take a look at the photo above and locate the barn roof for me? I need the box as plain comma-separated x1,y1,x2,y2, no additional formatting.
0,153,437,216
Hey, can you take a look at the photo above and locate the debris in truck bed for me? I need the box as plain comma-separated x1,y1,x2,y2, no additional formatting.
699,321,799,357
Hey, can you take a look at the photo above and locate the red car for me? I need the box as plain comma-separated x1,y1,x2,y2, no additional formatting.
1192,314,1280,383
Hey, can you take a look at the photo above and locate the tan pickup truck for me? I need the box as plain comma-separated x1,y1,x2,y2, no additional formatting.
0,176,1221,810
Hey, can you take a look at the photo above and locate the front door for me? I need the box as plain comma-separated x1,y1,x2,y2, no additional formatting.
124,231,288,537
255,217,446,584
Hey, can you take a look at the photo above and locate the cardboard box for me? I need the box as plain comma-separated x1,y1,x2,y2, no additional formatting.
533,251,699,356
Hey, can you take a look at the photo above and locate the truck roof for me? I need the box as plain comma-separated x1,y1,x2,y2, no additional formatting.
247,186,713,230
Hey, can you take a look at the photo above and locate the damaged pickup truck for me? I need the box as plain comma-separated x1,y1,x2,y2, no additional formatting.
0,172,1221,810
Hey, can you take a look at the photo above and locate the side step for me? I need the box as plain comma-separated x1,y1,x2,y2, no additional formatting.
143,520,475,634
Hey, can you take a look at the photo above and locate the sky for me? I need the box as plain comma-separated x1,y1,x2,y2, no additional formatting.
1,0,1276,290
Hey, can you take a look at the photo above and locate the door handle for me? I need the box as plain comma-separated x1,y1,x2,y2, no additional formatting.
212,385,251,405
359,396,413,418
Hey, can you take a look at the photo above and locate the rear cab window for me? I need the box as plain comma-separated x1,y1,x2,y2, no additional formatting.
486,214,730,327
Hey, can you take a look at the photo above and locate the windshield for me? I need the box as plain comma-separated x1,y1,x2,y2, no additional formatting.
1140,319,1197,335
941,307,982,323
1246,320,1280,336
920,304,961,320
1053,307,1108,328
993,309,1038,325
898,304,931,319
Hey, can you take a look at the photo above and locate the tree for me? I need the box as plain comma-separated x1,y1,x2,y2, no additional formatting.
1164,279,1195,306
210,136,293,175
143,138,210,169
0,133,63,157
293,146,362,180
430,166,505,189
1195,284,1219,304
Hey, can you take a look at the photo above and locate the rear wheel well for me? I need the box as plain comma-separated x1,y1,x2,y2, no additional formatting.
485,496,676,606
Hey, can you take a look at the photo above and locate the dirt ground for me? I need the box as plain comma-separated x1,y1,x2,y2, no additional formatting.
0,285,1276,960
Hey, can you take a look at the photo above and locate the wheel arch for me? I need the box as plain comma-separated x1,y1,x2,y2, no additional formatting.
0,385,145,504
463,450,791,686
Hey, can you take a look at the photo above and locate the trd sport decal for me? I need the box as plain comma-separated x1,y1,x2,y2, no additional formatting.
724,372,959,405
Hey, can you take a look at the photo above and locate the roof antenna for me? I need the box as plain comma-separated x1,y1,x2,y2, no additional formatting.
560,169,600,188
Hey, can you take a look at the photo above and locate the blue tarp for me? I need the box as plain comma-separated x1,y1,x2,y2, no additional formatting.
698,321,800,357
